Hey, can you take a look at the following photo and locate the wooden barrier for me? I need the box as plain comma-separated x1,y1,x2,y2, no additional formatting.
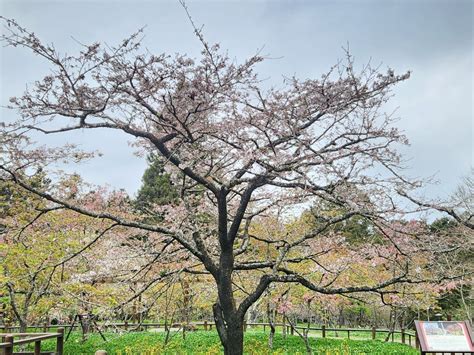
56,328,64,355
0,327,64,355
4,336,13,355
2,322,417,348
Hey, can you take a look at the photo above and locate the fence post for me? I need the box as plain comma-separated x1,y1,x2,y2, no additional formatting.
415,334,420,349
290,326,294,336
56,327,64,355
347,330,350,339
4,335,13,355
124,320,128,331
1,326,6,353
401,328,405,344
34,340,41,355
263,324,266,332
371,326,376,340
322,325,326,338
204,321,208,331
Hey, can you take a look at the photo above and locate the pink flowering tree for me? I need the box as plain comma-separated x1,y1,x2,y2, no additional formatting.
0,18,463,354
0,176,122,331
400,169,473,231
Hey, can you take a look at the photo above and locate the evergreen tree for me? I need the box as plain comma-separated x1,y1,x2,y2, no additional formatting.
135,154,179,213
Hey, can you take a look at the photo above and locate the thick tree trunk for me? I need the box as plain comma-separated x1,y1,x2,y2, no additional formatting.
212,189,257,355
224,322,244,355
213,303,244,355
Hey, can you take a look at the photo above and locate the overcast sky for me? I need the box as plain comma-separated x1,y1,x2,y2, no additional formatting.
1,0,472,200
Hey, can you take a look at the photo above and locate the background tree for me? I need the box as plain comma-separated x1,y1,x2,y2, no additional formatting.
0,17,465,354
399,170,474,322
429,217,473,322
1,176,82,332
135,154,179,214
400,169,474,230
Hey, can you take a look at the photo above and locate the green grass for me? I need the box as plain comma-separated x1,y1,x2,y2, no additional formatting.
245,325,414,343
27,330,418,354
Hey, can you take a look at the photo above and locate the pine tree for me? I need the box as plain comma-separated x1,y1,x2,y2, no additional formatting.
135,154,179,213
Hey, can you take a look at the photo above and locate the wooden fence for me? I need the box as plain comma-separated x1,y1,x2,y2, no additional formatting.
1,322,416,347
0,328,64,355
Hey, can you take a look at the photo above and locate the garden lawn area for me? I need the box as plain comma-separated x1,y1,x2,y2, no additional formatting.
30,330,418,354
245,325,413,343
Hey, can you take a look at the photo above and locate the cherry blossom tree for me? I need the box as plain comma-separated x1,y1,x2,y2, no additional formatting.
0,17,463,354
400,169,474,231
398,170,473,322
0,176,107,332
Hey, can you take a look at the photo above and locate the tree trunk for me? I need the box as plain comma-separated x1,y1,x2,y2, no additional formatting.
224,322,244,355
213,193,246,355
19,320,27,334
267,303,276,350
213,303,244,355
18,319,28,352
246,301,260,324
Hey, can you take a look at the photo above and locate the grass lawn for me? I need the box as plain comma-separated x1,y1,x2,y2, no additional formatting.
30,330,418,354
245,325,414,343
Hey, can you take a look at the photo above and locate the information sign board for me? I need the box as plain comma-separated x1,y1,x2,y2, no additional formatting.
414,320,474,353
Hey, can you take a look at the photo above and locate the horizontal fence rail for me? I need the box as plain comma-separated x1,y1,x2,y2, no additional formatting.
0,328,63,355
1,322,416,347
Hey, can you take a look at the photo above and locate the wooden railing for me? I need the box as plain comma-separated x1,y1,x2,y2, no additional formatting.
212,322,415,347
1,322,417,347
0,328,64,355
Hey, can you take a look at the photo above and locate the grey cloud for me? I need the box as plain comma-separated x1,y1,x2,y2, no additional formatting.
1,0,472,199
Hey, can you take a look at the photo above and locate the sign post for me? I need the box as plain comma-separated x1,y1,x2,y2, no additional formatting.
414,320,474,354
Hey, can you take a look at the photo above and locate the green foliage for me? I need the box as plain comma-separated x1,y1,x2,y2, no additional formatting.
437,286,471,314
429,217,473,318
305,201,379,245
33,331,417,354
0,175,110,326
0,170,50,220
135,154,179,212
429,217,458,233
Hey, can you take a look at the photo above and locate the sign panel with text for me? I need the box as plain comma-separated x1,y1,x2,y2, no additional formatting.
415,320,474,353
